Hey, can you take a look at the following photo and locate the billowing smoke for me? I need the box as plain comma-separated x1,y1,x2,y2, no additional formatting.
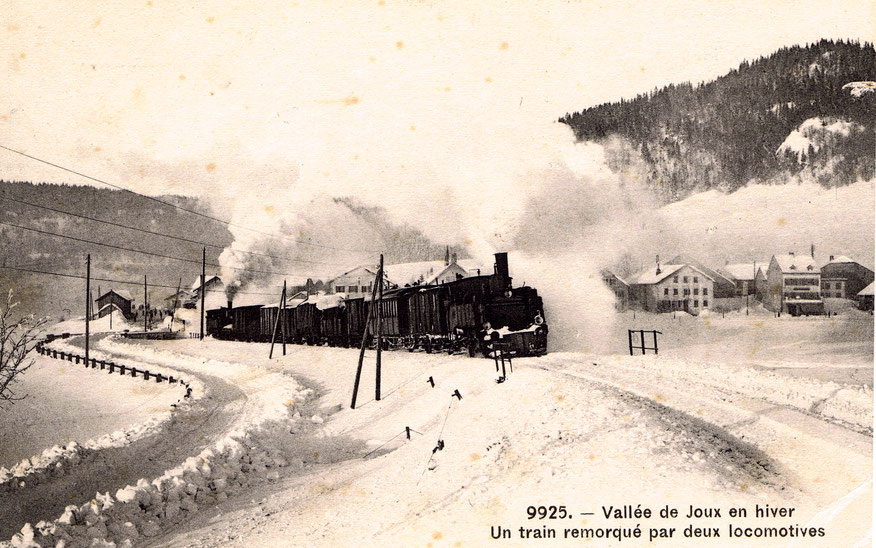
206,119,874,356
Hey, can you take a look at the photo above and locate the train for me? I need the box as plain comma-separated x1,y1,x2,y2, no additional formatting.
206,252,548,357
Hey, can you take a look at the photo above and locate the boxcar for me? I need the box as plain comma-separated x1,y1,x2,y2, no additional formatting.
291,301,321,344
320,304,347,346
232,305,263,341
345,297,369,347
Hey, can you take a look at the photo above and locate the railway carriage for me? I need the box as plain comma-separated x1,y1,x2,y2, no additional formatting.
206,252,548,357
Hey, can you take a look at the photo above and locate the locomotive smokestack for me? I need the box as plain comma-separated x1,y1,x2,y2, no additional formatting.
494,252,511,286
227,299,233,310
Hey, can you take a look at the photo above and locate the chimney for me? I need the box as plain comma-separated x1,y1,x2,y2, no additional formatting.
491,252,511,293
227,299,233,310
655,254,662,275
444,246,450,266
788,251,794,257
829,255,835,261
811,243,815,259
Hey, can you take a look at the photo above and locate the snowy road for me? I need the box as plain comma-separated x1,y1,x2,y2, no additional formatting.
0,335,247,539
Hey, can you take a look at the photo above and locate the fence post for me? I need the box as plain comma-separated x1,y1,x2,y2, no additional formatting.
628,330,633,356
653,330,659,355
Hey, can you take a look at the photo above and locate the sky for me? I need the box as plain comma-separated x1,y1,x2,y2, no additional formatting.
2,0,874,267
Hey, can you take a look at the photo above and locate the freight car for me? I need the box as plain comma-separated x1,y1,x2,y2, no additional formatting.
207,252,548,357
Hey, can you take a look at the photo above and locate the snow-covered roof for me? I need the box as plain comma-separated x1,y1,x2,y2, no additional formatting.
721,263,769,281
601,269,629,286
821,255,855,266
97,289,133,302
631,263,716,285
858,282,874,296
329,265,378,282
383,260,447,286
772,254,819,273
314,294,345,310
630,265,684,285
191,275,222,291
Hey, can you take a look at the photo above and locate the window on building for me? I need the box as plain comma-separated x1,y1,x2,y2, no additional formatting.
673,276,678,283
362,286,368,293
683,288,690,296
694,288,699,295
348,286,357,293
664,288,669,296
703,300,708,307
335,286,345,293
673,288,678,295
683,276,689,283
694,299,699,307
703,288,708,295
693,276,699,283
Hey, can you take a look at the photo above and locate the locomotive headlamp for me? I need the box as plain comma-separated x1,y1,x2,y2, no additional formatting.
503,289,512,298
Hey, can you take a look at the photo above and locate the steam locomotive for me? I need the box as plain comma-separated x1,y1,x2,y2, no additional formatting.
206,252,548,357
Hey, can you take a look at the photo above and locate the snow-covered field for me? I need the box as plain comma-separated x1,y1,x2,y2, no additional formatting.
2,312,871,547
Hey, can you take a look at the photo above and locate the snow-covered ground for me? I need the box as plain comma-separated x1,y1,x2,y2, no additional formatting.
2,312,871,547
0,355,180,471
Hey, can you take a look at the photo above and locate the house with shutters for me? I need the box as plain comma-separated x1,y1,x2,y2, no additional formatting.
629,263,715,314
764,252,824,315
819,255,874,299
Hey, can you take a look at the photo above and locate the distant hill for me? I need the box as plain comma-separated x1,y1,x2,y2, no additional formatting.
0,181,234,320
0,181,455,320
559,39,875,201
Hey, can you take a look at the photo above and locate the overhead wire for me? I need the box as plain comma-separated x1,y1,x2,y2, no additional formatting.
0,144,382,253
0,220,334,278
0,193,353,266
0,264,285,297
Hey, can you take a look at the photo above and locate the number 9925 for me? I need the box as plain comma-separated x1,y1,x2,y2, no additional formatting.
526,505,568,519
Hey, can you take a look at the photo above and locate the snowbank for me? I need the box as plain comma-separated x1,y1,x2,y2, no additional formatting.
0,338,201,495
3,337,314,547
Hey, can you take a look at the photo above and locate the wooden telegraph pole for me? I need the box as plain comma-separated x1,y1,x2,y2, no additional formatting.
281,280,287,356
85,254,90,363
351,255,384,409
269,281,287,359
375,254,384,401
200,247,206,340
143,275,148,332
170,277,182,331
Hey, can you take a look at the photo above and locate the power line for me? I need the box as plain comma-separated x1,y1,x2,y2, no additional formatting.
0,264,284,297
0,193,349,266
0,145,381,253
0,220,325,278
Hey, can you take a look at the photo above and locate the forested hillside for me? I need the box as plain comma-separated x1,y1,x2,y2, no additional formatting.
560,39,875,200
0,181,234,319
0,182,454,319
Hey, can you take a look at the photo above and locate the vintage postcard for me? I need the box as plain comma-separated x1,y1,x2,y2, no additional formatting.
1,1,873,546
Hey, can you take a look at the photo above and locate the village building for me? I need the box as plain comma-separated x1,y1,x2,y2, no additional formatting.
94,289,134,320
629,263,715,314
164,289,193,311
720,262,769,296
600,269,629,310
856,282,874,311
328,265,379,296
763,252,824,315
819,255,874,299
328,252,482,296
669,255,736,298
